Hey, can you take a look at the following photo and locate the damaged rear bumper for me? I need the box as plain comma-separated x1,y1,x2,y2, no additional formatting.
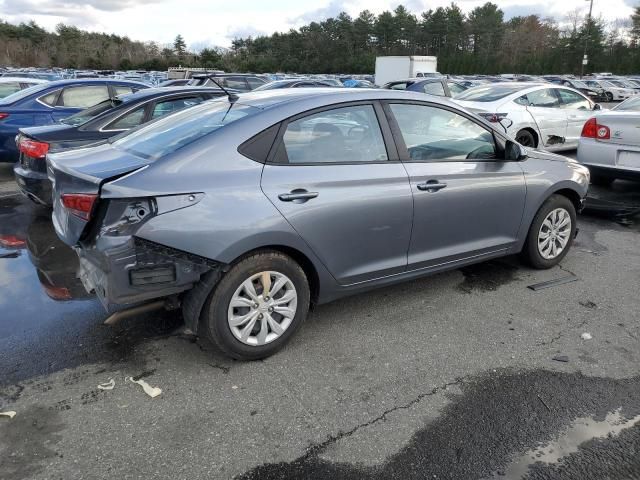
77,236,216,312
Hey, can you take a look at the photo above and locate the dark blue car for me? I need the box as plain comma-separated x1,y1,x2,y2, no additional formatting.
0,78,148,163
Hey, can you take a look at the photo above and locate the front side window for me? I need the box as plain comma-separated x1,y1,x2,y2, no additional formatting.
526,89,560,108
151,96,203,119
105,106,146,130
222,77,249,91
60,85,109,108
0,82,22,98
279,104,388,164
422,81,445,96
556,89,590,110
390,104,496,161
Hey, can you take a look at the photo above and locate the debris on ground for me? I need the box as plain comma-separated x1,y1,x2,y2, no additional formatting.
527,275,578,291
579,300,597,309
0,411,16,419
552,355,570,363
126,377,162,398
581,332,593,340
97,379,115,390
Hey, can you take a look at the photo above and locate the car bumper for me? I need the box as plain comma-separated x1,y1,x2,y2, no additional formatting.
76,237,213,312
13,164,53,206
577,138,640,180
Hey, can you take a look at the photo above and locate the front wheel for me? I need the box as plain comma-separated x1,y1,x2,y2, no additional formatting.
521,194,576,269
605,92,614,102
202,251,310,360
515,129,536,148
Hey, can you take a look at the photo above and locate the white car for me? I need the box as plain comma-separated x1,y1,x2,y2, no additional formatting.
584,79,636,102
0,76,47,99
453,83,601,152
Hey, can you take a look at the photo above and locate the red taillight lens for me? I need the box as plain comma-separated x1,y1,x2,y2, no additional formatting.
581,117,610,139
0,113,9,121
19,137,49,159
0,234,25,248
61,193,98,220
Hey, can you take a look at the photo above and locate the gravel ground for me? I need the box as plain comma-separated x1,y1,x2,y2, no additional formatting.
0,157,639,480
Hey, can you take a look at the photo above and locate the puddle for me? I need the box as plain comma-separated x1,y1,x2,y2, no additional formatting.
457,259,519,293
490,409,640,479
0,196,183,385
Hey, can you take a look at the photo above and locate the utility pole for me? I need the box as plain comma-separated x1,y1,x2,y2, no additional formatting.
581,0,594,78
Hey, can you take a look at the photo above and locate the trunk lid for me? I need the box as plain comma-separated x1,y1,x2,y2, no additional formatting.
49,143,151,246
595,111,640,147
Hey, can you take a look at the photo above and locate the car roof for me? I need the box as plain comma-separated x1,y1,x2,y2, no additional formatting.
234,87,461,110
39,78,150,88
0,77,48,83
116,86,227,102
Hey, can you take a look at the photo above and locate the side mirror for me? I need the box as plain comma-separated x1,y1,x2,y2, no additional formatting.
505,140,528,161
593,103,602,111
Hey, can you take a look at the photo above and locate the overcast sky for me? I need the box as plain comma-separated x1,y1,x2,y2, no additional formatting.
0,0,635,49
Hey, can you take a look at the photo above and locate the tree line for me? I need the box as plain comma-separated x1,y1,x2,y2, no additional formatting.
2,3,640,74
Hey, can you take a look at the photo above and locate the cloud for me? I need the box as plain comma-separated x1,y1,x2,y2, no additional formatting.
290,0,357,24
0,0,161,14
226,25,268,40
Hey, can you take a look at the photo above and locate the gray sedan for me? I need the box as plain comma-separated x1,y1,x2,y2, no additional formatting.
49,89,590,359
577,96,640,184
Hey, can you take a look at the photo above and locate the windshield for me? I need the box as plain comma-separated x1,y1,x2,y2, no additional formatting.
613,96,640,111
0,82,54,105
455,84,527,102
61,99,120,126
609,80,628,88
600,81,616,88
113,99,258,160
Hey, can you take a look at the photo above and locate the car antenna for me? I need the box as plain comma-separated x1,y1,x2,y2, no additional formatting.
206,75,239,103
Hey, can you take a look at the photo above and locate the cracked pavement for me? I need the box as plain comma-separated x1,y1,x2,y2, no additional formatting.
0,163,639,479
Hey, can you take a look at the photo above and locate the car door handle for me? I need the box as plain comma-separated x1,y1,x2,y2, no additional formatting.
278,190,319,202
416,181,447,192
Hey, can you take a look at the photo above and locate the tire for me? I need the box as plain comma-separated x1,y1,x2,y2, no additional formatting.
521,194,577,269
590,172,615,187
201,251,310,360
605,92,613,102
515,129,536,148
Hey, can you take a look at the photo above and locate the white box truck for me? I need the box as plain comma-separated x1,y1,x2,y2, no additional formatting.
374,56,438,86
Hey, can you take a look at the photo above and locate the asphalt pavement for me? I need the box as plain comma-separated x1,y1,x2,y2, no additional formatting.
0,160,639,480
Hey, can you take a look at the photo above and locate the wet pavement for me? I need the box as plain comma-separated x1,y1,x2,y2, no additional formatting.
0,161,639,479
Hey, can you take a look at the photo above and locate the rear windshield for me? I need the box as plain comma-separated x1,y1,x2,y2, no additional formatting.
0,82,53,105
613,97,640,111
454,84,527,102
113,99,257,160
61,99,121,126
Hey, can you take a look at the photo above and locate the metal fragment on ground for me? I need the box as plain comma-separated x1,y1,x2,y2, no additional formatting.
581,332,593,340
527,275,578,291
552,355,570,363
0,411,16,418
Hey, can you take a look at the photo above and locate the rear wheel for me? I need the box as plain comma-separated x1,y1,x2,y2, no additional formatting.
522,194,576,269
605,92,614,102
515,129,536,148
202,251,310,360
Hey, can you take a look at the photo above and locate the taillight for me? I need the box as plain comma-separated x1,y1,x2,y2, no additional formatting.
61,193,98,220
0,113,9,121
19,137,49,158
0,234,25,248
581,118,610,139
479,112,508,123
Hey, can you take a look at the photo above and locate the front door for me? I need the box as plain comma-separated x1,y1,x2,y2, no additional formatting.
260,103,413,285
555,88,594,147
384,102,527,270
524,88,568,148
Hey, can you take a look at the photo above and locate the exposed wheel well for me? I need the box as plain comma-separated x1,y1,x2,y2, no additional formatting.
552,188,582,212
235,245,320,306
517,127,539,148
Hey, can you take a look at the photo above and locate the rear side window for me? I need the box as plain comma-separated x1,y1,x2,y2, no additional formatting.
276,104,388,164
106,106,146,130
60,85,109,108
39,90,59,106
422,81,445,96
113,100,257,160
447,82,466,96
390,104,496,161
0,82,21,98
151,96,204,119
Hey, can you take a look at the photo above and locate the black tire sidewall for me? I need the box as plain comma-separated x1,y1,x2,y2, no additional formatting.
524,195,577,269
203,252,310,360
516,130,535,148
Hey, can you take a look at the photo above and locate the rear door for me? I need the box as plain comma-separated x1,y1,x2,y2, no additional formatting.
555,88,594,147
524,88,568,147
384,101,526,270
260,102,414,284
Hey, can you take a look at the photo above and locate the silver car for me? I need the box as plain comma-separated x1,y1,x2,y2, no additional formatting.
49,89,590,359
577,96,640,185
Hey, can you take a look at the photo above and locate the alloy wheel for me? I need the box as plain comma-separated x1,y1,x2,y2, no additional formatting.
227,271,298,346
537,208,572,260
